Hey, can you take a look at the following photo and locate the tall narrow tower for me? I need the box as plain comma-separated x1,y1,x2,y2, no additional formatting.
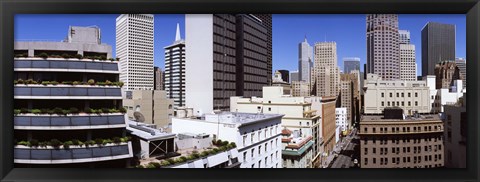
366,14,400,80
299,37,313,83
116,14,155,91
165,23,186,108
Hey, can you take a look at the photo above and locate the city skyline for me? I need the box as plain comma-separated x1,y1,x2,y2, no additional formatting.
15,14,466,76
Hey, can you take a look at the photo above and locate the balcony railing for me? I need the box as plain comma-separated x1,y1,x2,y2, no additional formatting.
14,114,126,128
14,86,122,98
14,142,131,164
14,59,119,72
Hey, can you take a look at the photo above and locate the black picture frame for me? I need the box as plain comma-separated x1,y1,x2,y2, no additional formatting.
1,0,478,181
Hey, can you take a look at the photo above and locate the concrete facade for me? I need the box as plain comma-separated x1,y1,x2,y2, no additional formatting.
366,14,400,80
116,14,155,90
123,90,174,131
400,44,417,81
335,108,348,131
314,42,340,97
363,74,431,115
172,112,283,168
359,114,444,168
443,95,466,168
291,81,310,97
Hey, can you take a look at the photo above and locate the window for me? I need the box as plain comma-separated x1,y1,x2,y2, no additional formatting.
259,146,261,155
408,101,411,106
268,108,271,111
401,93,404,97
397,93,399,97
415,101,418,106
373,128,376,133
374,158,377,164
381,93,384,97
388,102,390,106
365,148,368,155
382,101,384,106
415,93,418,97
243,152,247,161
408,93,411,97
251,148,255,158
390,93,392,97
364,158,368,165
373,148,376,154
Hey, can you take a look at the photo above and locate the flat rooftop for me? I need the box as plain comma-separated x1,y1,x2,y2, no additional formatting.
127,120,176,141
198,112,283,126
361,114,441,122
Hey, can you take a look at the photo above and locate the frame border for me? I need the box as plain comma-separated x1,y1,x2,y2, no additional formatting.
1,0,478,181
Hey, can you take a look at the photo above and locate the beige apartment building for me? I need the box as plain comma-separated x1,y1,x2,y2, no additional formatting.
291,80,310,97
231,86,337,168
443,94,466,168
359,113,444,168
123,90,174,131
313,42,340,97
363,74,431,115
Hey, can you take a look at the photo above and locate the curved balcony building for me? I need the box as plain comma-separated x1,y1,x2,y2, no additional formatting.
13,26,133,167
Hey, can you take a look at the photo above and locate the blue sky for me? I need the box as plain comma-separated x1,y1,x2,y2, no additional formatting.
15,14,466,76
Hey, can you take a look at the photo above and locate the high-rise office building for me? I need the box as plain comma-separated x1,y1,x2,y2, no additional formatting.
343,57,360,74
455,58,466,89
116,14,155,90
299,37,313,82
313,42,340,97
290,70,299,83
185,14,270,115
165,23,186,108
154,67,163,90
399,30,411,44
366,14,400,80
400,44,417,81
278,70,290,83
421,22,456,77
14,26,132,167
253,14,273,85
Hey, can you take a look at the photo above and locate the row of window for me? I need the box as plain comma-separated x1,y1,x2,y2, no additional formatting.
364,154,442,166
364,145,443,155
364,125,442,133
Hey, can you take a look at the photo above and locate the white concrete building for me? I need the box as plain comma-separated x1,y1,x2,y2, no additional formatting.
116,14,155,91
363,73,431,115
172,112,283,168
230,86,338,167
164,23,186,108
400,44,417,81
425,75,465,113
335,107,348,131
281,129,314,168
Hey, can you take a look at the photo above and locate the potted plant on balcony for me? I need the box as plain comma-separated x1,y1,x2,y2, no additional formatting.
87,79,95,86
38,52,48,59
49,139,62,149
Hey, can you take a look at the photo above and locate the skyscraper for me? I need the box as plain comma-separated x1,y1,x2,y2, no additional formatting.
343,57,360,74
399,30,411,44
299,37,313,82
116,14,155,90
253,14,273,86
421,22,456,77
314,42,340,97
366,14,400,80
400,44,417,81
165,23,186,108
185,14,270,115
154,67,163,90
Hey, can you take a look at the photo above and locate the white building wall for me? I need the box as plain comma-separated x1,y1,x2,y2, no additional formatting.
185,14,214,116
335,107,347,131
171,115,283,168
